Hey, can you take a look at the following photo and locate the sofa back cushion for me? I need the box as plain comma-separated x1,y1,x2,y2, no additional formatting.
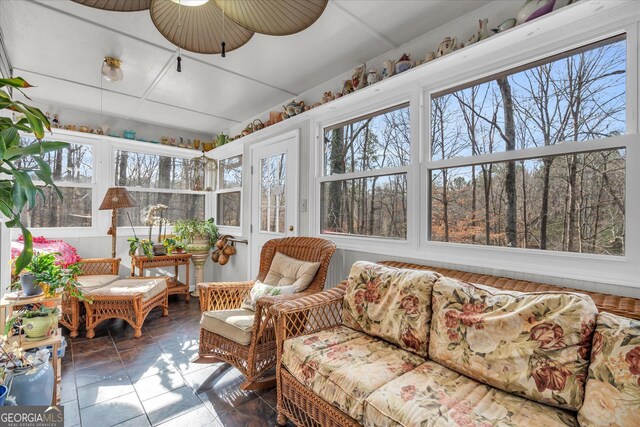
342,261,440,357
578,312,640,426
429,276,598,411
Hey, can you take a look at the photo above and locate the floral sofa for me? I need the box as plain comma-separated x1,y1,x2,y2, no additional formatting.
273,261,640,427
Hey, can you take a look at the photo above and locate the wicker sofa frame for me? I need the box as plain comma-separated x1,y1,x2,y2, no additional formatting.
196,237,336,390
272,260,640,427
84,276,170,339
61,257,121,338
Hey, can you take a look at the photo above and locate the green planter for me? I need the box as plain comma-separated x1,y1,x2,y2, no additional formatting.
23,315,57,341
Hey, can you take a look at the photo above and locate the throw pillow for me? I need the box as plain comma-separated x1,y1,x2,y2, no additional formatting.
263,252,321,292
429,276,598,411
578,312,640,426
342,261,440,357
240,280,297,311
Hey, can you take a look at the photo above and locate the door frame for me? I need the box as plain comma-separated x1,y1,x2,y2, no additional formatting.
248,129,300,278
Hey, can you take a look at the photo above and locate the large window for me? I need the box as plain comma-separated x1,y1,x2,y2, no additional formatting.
429,37,626,255
114,150,206,226
320,104,410,239
216,155,242,227
18,137,93,228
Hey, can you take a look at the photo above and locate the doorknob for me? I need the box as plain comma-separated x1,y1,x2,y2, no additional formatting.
289,225,294,232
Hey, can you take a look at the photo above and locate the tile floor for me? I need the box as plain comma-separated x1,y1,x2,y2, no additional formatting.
61,296,286,427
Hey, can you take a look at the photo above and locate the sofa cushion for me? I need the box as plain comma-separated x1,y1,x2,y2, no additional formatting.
342,261,440,357
363,361,578,427
263,252,321,291
429,276,598,411
200,309,255,346
283,326,425,422
240,280,298,311
578,312,640,426
86,277,167,302
77,274,120,289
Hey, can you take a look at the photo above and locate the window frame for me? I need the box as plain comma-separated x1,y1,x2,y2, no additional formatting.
109,140,211,236
311,89,420,251
14,131,99,235
210,142,244,235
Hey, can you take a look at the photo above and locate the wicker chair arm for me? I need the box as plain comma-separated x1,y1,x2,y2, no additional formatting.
197,281,255,312
272,282,347,343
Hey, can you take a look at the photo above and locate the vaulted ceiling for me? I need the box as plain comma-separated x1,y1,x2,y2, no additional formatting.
0,0,491,135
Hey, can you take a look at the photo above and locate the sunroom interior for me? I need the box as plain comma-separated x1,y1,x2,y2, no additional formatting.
0,0,639,426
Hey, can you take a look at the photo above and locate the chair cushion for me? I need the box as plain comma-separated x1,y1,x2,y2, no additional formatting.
86,278,167,302
77,274,120,289
282,325,425,423
263,252,321,291
200,309,255,346
342,261,440,357
429,276,598,411
240,280,298,311
578,312,640,426
363,361,578,427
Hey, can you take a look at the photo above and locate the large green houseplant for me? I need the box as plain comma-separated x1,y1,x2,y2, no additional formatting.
173,218,219,253
0,77,68,274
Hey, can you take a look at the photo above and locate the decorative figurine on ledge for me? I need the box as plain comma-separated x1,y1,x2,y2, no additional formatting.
382,59,395,79
395,54,412,74
351,63,367,90
341,80,354,96
367,69,380,86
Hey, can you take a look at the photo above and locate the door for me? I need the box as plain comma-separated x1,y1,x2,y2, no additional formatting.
249,131,299,278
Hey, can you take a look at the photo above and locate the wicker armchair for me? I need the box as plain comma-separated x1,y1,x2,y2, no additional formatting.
60,258,120,338
196,237,336,390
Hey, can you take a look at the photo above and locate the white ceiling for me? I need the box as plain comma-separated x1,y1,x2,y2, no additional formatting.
0,0,492,135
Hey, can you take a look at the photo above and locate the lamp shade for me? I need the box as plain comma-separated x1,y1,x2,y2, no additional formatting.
99,187,137,210
72,0,151,11
150,0,254,55
214,0,328,36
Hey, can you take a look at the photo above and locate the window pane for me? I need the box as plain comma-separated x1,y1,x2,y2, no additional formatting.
119,191,205,227
321,173,407,239
219,155,242,189
18,137,92,184
430,149,625,255
431,38,626,160
114,150,203,191
21,187,92,227
217,192,241,227
324,104,410,176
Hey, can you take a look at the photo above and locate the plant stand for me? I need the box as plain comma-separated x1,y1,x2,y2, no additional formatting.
190,253,209,296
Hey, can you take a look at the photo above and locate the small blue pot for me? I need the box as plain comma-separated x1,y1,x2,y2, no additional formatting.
0,385,8,406
20,274,43,297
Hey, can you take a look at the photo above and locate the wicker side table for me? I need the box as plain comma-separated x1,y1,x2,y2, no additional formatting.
131,253,192,302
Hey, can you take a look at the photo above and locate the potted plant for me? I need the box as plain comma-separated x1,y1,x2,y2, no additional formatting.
162,237,178,255
145,204,168,256
173,218,219,255
0,78,69,275
14,253,56,296
128,237,154,259
5,306,58,340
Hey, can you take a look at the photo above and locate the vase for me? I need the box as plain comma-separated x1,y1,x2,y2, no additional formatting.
152,243,167,256
0,385,7,406
186,234,211,255
19,274,42,297
10,362,54,406
23,315,57,341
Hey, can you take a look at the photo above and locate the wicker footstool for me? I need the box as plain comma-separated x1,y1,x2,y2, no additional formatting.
83,277,169,339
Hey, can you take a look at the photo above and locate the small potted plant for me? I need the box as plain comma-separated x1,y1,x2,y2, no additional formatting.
5,306,59,341
128,237,153,259
173,218,219,255
13,253,58,297
145,204,169,256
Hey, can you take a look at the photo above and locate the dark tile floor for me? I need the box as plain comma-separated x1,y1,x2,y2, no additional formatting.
61,296,284,427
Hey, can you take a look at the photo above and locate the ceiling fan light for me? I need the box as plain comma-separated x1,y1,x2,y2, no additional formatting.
101,57,123,82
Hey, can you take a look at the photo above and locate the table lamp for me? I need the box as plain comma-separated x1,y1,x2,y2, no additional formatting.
99,187,137,258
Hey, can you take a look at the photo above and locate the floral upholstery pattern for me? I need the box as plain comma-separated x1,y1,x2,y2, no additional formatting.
342,261,440,357
283,326,426,422
364,361,578,427
578,312,640,426
429,276,598,411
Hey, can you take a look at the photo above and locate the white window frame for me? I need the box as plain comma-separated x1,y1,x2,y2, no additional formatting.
210,142,243,235
109,140,212,237
12,130,100,237
311,89,421,253
309,4,640,288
